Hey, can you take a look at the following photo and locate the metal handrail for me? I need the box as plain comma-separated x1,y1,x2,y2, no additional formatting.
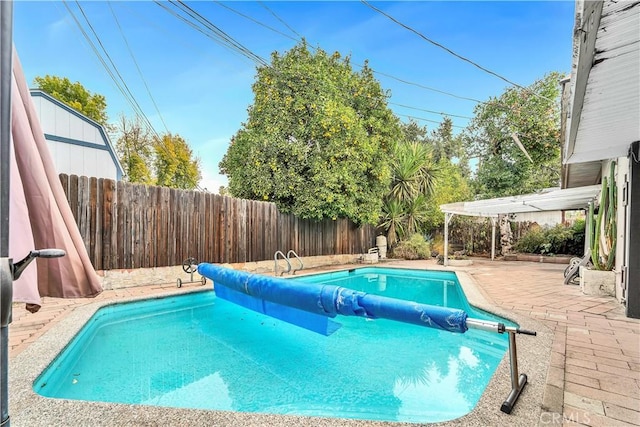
286,250,304,275
274,250,291,276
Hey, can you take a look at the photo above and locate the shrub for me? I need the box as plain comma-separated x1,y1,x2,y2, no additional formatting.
392,234,431,260
513,220,586,256
513,225,546,253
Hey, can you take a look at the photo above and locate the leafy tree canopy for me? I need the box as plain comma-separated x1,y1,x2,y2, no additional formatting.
34,75,108,125
114,115,154,184
220,41,401,224
154,133,201,190
465,72,563,198
423,158,472,231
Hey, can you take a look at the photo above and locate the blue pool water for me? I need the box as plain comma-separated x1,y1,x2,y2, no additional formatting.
35,267,510,423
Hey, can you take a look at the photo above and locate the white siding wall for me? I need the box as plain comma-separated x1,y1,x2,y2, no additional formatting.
30,93,119,180
47,140,118,180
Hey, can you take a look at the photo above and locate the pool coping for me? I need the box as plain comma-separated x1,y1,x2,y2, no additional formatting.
8,265,552,427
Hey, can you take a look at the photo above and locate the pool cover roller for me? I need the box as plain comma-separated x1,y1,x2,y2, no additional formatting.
197,263,468,335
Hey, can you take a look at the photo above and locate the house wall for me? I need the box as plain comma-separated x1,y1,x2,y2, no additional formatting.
30,92,122,180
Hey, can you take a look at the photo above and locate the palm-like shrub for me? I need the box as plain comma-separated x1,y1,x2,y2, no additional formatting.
382,141,439,245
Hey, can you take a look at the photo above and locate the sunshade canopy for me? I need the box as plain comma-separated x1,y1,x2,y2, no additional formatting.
438,185,601,266
440,185,601,218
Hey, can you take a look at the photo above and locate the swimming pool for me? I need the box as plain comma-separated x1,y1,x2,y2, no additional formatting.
35,267,510,423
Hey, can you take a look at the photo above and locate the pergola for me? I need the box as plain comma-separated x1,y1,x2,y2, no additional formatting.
439,185,602,266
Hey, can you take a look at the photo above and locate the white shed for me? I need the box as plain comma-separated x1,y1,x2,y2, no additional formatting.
29,89,123,181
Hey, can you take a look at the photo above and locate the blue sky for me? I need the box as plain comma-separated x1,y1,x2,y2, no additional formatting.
13,1,575,192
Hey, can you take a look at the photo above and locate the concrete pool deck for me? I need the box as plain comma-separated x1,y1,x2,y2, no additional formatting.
7,258,640,426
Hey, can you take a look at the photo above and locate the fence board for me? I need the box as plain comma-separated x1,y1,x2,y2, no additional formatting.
88,177,98,269
78,176,90,251
57,174,376,270
102,178,115,269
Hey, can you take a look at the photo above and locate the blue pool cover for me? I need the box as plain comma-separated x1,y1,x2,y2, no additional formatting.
198,264,468,336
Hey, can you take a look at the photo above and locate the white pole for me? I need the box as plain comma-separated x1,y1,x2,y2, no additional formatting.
491,217,497,261
444,212,452,266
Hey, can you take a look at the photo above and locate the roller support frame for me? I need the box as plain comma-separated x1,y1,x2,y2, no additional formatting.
467,318,536,414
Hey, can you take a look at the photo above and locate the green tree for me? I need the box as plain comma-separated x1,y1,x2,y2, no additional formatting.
33,75,108,125
114,115,154,184
423,158,472,231
154,133,201,189
466,72,563,198
219,41,401,224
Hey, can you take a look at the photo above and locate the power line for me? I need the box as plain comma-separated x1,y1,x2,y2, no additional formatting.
108,1,169,134
64,0,183,172
258,1,303,40
163,0,269,66
62,1,159,138
360,0,527,91
72,1,158,137
212,0,483,118
389,102,473,120
213,1,298,42
371,69,486,104
397,113,465,129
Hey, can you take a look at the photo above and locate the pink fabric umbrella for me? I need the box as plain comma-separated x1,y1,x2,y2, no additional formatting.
10,50,102,312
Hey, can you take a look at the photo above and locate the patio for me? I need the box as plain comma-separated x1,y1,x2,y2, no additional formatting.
8,259,640,426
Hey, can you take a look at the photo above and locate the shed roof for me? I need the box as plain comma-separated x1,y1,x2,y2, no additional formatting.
440,185,601,217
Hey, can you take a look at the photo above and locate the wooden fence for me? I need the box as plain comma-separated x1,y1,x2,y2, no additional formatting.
58,174,377,270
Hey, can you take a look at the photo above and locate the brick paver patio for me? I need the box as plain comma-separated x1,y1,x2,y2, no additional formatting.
7,259,640,426
466,260,640,427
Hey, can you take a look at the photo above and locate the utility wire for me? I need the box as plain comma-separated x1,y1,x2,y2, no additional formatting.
75,1,149,124
361,0,554,103
372,69,486,104
163,0,548,149
154,1,240,57
71,1,159,138
214,1,298,42
398,113,465,129
66,0,180,172
212,0,482,118
389,102,473,119
172,0,269,66
361,0,526,90
258,0,303,40
108,1,169,134
62,1,159,138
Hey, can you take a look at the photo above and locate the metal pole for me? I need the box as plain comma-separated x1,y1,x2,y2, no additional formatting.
0,2,13,426
444,213,451,266
491,217,496,261
500,328,532,414
508,331,519,387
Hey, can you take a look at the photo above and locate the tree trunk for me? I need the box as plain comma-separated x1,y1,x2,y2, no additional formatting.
499,214,513,255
